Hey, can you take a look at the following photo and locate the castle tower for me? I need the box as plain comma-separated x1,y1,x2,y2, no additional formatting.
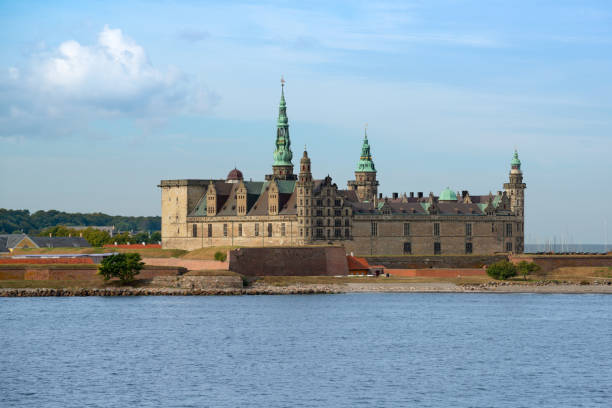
503,150,526,217
348,128,379,202
296,147,314,243
268,78,296,181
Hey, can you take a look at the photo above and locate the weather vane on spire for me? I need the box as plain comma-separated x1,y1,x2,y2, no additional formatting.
281,75,285,87
364,123,368,137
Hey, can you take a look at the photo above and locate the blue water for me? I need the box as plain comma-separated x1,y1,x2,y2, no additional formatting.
1,294,611,407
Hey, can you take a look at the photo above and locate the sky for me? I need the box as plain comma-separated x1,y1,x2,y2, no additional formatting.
1,0,611,244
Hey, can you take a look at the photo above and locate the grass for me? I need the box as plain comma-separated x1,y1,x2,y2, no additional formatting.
0,278,152,289
181,246,238,260
8,247,188,258
183,270,241,277
254,275,492,287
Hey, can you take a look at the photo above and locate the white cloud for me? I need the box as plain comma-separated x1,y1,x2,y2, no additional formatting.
0,25,217,139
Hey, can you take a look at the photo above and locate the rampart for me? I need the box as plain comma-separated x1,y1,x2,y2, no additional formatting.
0,265,186,281
228,246,348,276
510,254,612,273
365,255,507,269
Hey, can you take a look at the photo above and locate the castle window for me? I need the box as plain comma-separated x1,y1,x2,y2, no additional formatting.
371,222,378,236
208,224,212,237
334,209,341,216
334,229,341,238
327,219,330,226
192,224,197,238
433,223,440,236
403,242,411,254
316,228,323,238
434,242,441,255
268,223,272,237
491,223,495,233
465,242,473,254
223,224,228,237
345,219,350,227
403,223,410,236
238,224,242,237
506,242,513,252
317,219,323,226
300,228,303,237
317,200,322,206
327,209,331,216
345,228,350,238
335,219,341,227
327,229,331,238
345,209,349,216
281,223,286,236
466,223,472,237
255,223,259,236
334,199,341,207
300,199,303,205
506,223,513,237
327,198,331,206
317,210,323,217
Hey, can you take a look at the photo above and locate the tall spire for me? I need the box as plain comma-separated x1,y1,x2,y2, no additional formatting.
511,149,521,170
356,126,376,173
273,76,293,167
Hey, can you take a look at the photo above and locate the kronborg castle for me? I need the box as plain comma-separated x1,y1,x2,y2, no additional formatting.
160,83,526,255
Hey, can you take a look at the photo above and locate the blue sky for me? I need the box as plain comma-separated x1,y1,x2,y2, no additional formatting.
1,0,611,244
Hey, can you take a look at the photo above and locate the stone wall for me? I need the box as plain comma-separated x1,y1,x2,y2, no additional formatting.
150,275,243,289
387,268,487,277
509,254,612,273
0,266,186,281
228,246,348,276
365,255,507,269
348,217,523,255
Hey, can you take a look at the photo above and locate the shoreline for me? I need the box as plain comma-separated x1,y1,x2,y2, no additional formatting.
2,281,612,297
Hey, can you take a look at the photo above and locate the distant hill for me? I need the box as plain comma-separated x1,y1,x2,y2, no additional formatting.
0,209,161,234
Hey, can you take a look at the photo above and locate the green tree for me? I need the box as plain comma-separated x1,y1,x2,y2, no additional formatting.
98,253,144,284
150,231,161,243
486,260,518,280
516,261,541,280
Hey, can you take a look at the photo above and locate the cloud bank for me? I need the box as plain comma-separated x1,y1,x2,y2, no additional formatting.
1,25,217,140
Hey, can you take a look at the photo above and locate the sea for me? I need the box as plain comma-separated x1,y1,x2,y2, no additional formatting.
1,294,611,407
525,243,609,254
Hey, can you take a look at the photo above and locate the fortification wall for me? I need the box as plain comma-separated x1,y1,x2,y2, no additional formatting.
229,247,348,276
364,255,507,269
0,266,186,281
151,275,242,289
510,254,612,273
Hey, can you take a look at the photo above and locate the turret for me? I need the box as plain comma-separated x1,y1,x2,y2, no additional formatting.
267,77,296,181
347,128,379,202
297,147,314,243
503,150,526,217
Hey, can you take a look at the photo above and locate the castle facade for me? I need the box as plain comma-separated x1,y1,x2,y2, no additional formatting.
160,84,526,255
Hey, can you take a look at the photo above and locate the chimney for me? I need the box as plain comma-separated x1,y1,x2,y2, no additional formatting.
418,192,423,198
410,192,414,198
379,193,383,199
392,192,398,199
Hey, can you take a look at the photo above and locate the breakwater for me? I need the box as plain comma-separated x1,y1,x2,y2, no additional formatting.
0,285,343,297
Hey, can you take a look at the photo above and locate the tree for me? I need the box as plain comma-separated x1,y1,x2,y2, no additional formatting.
98,253,144,284
516,261,541,280
486,260,518,280
150,231,161,243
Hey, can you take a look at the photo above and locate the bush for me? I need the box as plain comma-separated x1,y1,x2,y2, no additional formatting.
98,253,144,284
516,261,541,280
486,260,518,280
214,251,227,262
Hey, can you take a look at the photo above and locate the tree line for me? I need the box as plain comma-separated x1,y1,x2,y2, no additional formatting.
37,226,161,247
0,209,161,234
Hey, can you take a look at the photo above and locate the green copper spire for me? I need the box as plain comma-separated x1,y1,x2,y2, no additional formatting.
356,128,376,172
273,78,293,166
511,149,521,169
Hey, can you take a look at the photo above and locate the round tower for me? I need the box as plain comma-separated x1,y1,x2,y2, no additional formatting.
503,150,526,217
296,147,314,242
